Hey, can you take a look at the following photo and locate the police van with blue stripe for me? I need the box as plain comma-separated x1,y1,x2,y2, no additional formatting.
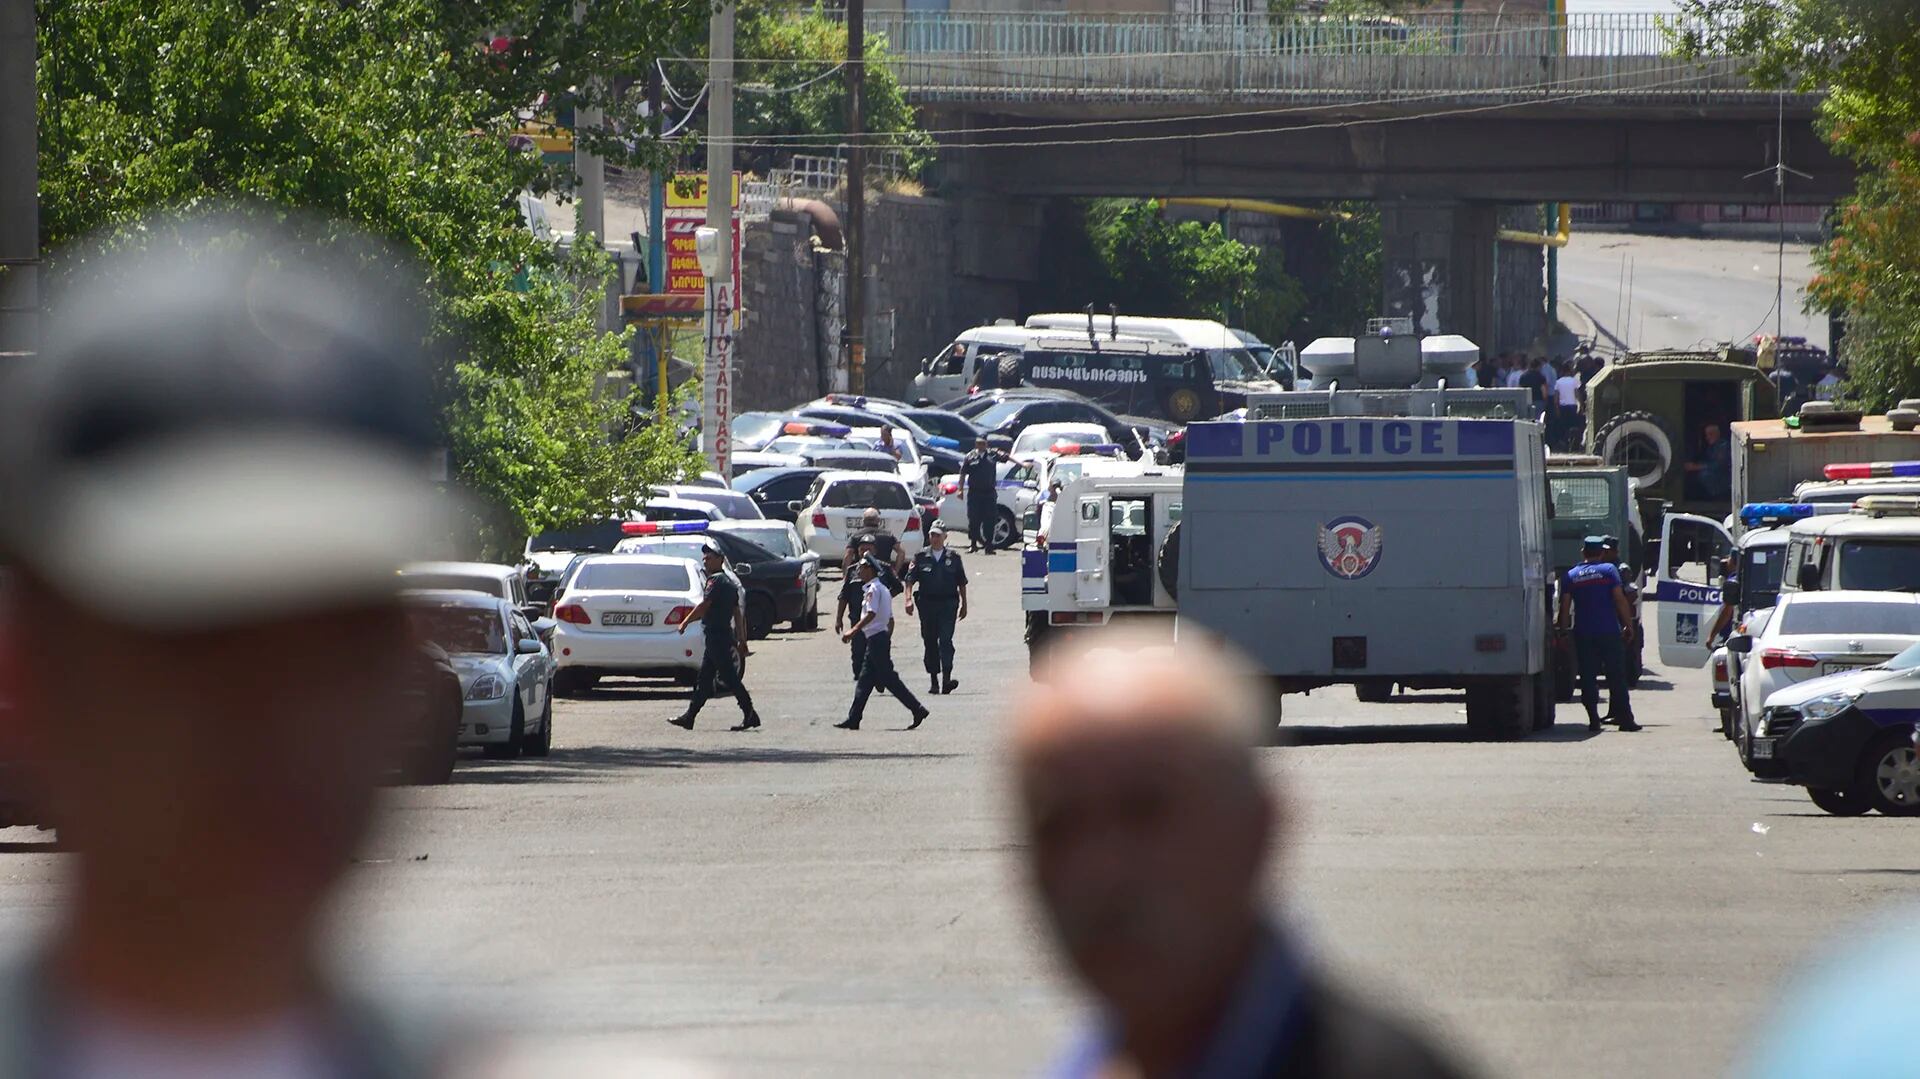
1173,324,1556,738
1021,465,1185,672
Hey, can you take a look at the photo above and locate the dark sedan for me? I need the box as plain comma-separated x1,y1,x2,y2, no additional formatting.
612,530,819,638
734,466,828,522
965,396,1145,459
900,408,982,446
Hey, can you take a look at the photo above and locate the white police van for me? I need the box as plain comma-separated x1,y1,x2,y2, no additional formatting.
1021,468,1185,673
1173,328,1555,738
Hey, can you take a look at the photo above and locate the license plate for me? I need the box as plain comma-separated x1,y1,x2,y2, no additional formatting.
1751,739,1775,760
602,611,654,626
1821,661,1869,676
844,517,865,531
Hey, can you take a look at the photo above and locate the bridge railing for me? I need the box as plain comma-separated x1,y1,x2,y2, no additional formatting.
861,11,1764,103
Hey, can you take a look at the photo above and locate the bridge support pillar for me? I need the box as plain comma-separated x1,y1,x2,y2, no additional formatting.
1380,201,1498,347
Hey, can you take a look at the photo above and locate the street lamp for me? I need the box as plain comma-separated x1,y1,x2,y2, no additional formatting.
694,226,731,477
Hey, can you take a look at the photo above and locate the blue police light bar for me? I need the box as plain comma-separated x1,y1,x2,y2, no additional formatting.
621,520,711,536
1740,503,1817,528
782,421,852,438
1825,460,1920,480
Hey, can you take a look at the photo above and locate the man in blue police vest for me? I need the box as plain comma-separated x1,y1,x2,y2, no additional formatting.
905,523,969,695
671,542,762,732
1557,536,1640,733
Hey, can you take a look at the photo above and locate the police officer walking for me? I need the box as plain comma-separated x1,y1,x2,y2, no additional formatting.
671,541,762,731
836,556,930,731
836,534,902,688
1556,536,1640,733
960,436,1000,555
905,523,969,695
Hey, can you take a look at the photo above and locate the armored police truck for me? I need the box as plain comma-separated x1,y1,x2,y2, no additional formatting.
1175,329,1555,738
1022,468,1184,672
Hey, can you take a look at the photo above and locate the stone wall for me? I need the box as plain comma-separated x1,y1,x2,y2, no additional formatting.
734,193,1028,408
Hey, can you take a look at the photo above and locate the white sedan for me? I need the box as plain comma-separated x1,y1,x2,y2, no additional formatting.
1730,591,1920,767
401,590,555,759
790,471,924,562
1011,422,1112,459
549,555,707,695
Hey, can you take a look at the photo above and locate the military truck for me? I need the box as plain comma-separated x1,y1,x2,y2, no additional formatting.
1176,331,1555,739
1584,347,1780,517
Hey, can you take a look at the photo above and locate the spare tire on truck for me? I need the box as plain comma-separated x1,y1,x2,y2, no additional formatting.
1157,522,1182,599
997,353,1023,388
1592,411,1675,488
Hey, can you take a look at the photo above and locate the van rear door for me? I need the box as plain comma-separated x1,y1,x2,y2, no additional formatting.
1074,493,1111,610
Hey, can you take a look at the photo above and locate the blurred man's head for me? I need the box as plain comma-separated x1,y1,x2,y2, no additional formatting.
0,217,449,1013
1012,636,1278,1021
862,507,882,527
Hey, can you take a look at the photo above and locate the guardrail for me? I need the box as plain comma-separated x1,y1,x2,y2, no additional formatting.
857,11,1782,105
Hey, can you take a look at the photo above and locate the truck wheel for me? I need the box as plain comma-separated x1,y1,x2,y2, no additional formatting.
1592,411,1675,488
997,354,1023,387
1807,787,1871,816
1026,616,1052,678
1532,670,1557,731
1466,678,1532,740
1157,522,1182,600
1851,730,1920,816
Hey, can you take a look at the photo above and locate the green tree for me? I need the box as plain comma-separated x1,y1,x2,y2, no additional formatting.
36,0,697,556
735,5,931,177
1677,0,1920,407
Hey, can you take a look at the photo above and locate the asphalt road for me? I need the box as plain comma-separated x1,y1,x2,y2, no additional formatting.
0,552,1912,1078
1559,233,1829,354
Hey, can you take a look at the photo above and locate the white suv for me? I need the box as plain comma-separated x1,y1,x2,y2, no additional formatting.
790,471,925,562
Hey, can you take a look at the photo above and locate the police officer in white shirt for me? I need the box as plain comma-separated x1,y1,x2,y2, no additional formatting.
836,556,931,731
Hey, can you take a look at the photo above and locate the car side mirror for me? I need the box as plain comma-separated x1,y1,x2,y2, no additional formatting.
734,563,753,577
1797,562,1821,590
515,638,544,655
1022,479,1038,490
1726,636,1753,655
531,617,557,638
787,500,803,514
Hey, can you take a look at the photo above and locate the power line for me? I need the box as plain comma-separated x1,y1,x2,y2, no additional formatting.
719,58,1743,144
738,61,848,95
706,68,1732,153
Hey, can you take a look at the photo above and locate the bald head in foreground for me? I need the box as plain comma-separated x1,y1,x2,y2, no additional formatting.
1014,638,1476,1079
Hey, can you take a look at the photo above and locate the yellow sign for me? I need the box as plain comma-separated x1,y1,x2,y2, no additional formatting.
665,172,740,211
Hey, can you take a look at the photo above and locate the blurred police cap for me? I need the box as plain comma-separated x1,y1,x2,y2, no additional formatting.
0,214,459,630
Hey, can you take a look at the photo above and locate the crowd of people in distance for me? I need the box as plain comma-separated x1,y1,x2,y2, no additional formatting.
1473,350,1606,453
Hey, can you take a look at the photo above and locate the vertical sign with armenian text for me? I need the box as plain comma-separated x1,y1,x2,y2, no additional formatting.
668,172,741,476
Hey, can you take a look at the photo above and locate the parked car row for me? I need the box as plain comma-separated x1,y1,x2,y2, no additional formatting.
1688,487,1920,816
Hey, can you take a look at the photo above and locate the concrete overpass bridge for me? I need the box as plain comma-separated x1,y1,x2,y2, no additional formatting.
860,11,1848,347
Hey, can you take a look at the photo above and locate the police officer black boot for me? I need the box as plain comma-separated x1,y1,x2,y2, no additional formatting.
930,673,941,696
942,668,958,695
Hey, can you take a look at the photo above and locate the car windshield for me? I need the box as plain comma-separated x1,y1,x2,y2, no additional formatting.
1205,347,1267,383
1836,541,1920,591
399,573,504,598
1742,546,1786,610
732,412,788,446
726,527,798,557
814,455,897,473
969,400,1031,431
1777,601,1920,636
1550,476,1613,520
407,605,506,655
824,480,912,510
571,563,696,592
767,436,852,454
1015,428,1103,455
529,521,628,553
672,489,761,519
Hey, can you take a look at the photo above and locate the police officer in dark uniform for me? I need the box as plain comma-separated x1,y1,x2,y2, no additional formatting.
961,436,1001,554
905,523,969,695
670,541,762,731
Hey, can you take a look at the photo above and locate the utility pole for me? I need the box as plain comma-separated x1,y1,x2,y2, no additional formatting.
574,1,611,330
704,1,736,476
0,1,38,357
844,0,866,394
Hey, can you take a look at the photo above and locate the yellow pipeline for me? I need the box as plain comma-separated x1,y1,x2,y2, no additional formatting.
1499,203,1572,248
1157,197,1353,223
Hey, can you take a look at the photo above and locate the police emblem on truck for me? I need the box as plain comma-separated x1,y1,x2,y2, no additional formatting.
1318,517,1383,580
